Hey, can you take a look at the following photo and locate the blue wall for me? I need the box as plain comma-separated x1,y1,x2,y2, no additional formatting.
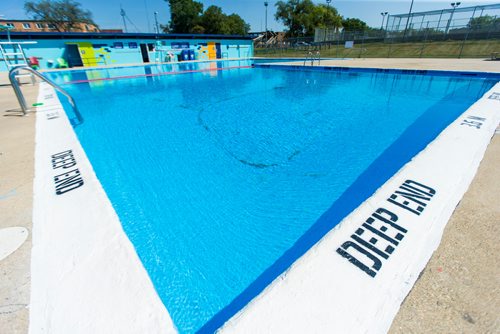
0,33,254,71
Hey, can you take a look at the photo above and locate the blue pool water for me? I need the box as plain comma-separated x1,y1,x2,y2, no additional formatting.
51,61,497,333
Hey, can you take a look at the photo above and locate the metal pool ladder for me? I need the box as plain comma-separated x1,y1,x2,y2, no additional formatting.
9,65,83,124
304,51,321,66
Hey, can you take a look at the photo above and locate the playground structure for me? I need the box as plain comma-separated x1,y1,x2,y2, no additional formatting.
253,31,287,48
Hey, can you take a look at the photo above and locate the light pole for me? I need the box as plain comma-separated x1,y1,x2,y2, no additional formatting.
120,6,127,33
380,12,388,30
154,11,159,34
326,0,334,36
445,2,461,35
264,2,268,42
402,0,415,40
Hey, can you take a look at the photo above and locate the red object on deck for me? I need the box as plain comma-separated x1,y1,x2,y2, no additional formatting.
29,56,40,67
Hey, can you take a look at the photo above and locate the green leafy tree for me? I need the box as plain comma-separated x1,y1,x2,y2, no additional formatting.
24,0,95,32
200,6,228,34
200,6,250,35
225,14,251,36
275,0,314,37
467,15,500,31
341,18,368,32
312,4,342,30
275,0,342,37
164,0,249,35
166,0,203,33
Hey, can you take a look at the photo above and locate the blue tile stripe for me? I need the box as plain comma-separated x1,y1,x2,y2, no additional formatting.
253,63,500,79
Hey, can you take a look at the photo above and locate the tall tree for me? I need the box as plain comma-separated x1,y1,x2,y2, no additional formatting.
275,0,314,37
225,14,251,36
341,18,368,32
467,15,500,31
166,0,203,33
200,6,250,35
24,0,95,32
275,0,342,37
200,6,228,34
311,4,342,31
164,0,249,35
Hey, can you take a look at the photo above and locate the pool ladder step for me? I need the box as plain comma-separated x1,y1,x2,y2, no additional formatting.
304,51,320,66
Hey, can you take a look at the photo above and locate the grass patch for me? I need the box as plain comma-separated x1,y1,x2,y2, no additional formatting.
255,39,500,59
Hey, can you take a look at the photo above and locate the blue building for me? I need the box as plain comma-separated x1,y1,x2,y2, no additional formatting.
0,32,254,72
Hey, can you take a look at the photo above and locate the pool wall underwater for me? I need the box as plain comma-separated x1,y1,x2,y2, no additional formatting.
29,64,500,333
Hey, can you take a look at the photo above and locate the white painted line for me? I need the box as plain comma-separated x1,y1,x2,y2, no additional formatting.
0,227,28,262
220,82,500,333
29,83,176,334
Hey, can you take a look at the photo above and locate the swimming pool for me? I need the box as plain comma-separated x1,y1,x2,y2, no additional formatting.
48,61,497,333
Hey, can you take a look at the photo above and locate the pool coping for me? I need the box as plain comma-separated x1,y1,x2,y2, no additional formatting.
254,63,500,79
29,83,176,333
29,67,500,333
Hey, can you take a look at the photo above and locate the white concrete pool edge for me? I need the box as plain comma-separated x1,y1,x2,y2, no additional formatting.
219,83,500,333
29,82,176,333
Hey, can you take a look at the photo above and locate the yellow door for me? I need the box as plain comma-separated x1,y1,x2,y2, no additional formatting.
76,42,97,67
207,42,216,60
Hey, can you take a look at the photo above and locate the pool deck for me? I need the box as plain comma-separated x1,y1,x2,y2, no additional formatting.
280,57,500,73
0,58,499,333
0,81,36,334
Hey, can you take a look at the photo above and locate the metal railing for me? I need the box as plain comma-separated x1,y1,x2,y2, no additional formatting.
9,65,83,125
304,51,320,66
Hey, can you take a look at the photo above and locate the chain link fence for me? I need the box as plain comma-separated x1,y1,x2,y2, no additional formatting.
255,4,500,59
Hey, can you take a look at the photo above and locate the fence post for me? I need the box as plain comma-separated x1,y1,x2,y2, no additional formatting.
459,7,477,58
420,22,430,58
359,32,365,58
387,35,394,58
336,32,340,58
486,15,497,39
458,24,472,58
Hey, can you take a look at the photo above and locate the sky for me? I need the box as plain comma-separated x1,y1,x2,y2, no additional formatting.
1,0,499,33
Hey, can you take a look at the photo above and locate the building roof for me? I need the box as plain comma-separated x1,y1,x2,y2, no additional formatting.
0,19,97,25
0,19,48,23
0,31,253,40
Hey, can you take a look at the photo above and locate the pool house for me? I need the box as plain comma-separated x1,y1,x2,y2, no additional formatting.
0,31,254,72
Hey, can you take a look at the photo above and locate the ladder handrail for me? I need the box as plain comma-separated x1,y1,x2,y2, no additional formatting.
9,65,83,125
303,50,321,66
